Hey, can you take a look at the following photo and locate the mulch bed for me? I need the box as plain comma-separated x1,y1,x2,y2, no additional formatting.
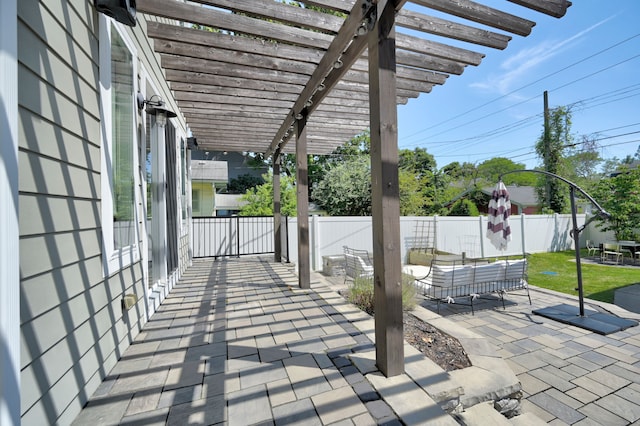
403,312,472,371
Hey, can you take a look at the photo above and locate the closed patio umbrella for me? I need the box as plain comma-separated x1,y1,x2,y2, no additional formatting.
486,180,511,251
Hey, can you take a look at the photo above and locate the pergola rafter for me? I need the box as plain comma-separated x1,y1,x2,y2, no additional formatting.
136,0,571,375
138,0,570,155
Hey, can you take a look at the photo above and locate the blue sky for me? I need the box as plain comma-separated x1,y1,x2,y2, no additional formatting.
397,0,640,170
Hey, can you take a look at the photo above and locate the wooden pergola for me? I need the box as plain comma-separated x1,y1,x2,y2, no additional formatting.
137,0,571,376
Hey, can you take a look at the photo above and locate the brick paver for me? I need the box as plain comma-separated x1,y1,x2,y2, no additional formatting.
73,257,640,425
431,284,640,425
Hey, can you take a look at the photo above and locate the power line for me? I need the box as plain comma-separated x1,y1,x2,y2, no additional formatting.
473,132,640,165
408,55,640,147
402,32,640,142
412,87,640,153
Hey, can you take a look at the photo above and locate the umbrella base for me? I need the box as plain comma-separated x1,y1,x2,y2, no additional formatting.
533,303,638,335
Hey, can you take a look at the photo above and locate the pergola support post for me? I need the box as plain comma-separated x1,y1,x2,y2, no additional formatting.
273,150,282,262
296,115,310,288
369,2,404,377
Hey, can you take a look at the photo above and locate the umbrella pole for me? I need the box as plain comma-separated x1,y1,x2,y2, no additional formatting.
501,170,638,334
569,186,585,317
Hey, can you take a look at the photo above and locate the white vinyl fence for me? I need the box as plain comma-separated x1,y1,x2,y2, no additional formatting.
191,213,614,271
287,214,598,271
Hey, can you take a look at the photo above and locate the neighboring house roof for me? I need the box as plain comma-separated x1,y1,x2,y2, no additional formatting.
192,160,228,183
611,160,640,176
496,185,538,207
449,185,539,211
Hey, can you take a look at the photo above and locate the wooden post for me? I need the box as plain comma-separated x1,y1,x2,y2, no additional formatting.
273,150,282,262
296,115,310,288
368,2,404,377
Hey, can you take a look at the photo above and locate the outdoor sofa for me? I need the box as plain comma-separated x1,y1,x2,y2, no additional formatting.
410,257,531,314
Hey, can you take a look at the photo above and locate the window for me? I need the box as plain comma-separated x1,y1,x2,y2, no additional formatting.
192,189,201,214
181,138,187,223
111,28,135,249
100,18,139,274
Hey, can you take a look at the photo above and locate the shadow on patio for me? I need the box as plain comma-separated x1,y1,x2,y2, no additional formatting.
72,256,458,425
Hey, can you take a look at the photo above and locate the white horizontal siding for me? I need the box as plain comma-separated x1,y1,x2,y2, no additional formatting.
17,0,189,423
20,195,100,236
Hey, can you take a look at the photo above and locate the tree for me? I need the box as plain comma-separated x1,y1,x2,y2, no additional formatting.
239,173,296,216
399,169,426,215
476,157,535,186
558,134,602,194
448,199,480,216
591,167,640,241
535,105,573,213
312,156,372,216
227,173,265,194
275,130,371,200
398,147,436,178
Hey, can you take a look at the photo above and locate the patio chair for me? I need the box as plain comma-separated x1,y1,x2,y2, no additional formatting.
343,246,373,283
586,240,600,258
617,240,635,263
601,242,623,264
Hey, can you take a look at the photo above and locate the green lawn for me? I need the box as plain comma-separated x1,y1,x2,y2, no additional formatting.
527,251,640,303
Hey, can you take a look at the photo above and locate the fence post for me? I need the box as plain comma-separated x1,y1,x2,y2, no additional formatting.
433,215,439,252
521,213,527,256
479,215,485,258
235,216,240,257
311,215,320,271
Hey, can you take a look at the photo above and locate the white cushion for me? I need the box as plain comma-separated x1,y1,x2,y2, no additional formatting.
504,259,526,280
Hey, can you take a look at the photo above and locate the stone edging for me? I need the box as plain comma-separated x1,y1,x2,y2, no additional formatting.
310,272,530,424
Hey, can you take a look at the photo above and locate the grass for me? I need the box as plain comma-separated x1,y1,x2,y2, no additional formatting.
527,250,640,303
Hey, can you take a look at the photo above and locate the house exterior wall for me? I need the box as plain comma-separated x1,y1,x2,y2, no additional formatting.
192,181,215,216
17,2,190,424
192,150,268,182
1,0,20,424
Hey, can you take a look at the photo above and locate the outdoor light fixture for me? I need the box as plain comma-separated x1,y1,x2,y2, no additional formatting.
295,112,304,120
316,83,326,92
304,99,313,108
136,92,176,126
187,137,198,150
333,59,343,69
95,0,136,27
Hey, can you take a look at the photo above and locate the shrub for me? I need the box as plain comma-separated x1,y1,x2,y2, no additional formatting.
448,199,480,216
345,273,416,315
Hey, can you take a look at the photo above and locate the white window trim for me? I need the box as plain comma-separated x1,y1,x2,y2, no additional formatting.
180,136,190,236
99,16,141,276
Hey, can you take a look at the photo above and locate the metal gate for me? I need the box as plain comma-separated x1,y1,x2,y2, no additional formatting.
192,216,287,259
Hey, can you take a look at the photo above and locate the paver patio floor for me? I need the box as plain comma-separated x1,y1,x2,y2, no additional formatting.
73,256,640,425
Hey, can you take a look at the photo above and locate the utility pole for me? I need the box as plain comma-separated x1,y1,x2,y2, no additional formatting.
543,91,551,208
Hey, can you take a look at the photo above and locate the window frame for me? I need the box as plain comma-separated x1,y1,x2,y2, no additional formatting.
99,16,141,276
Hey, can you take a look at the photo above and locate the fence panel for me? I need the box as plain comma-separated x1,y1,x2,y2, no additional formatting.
237,216,274,255
287,214,591,270
192,216,275,258
192,214,594,268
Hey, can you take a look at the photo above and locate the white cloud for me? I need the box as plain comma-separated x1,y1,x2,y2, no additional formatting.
470,17,615,96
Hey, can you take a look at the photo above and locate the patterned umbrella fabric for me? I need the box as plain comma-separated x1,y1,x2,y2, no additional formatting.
486,181,511,251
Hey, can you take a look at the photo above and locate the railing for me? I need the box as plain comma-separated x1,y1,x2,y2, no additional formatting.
192,216,281,258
